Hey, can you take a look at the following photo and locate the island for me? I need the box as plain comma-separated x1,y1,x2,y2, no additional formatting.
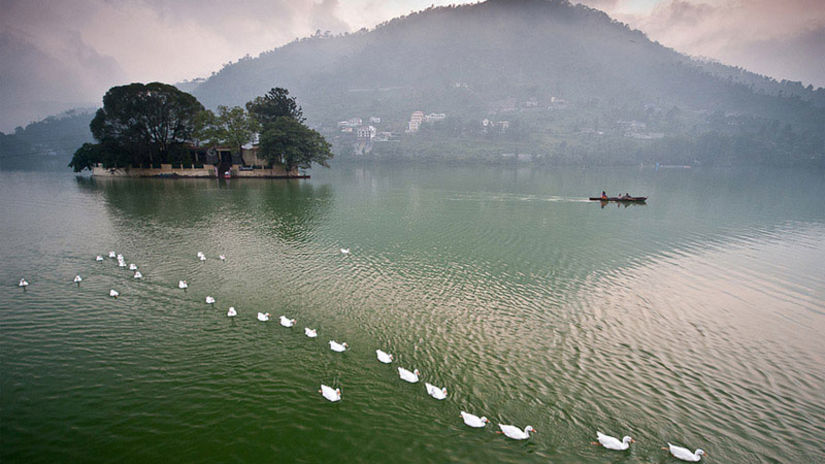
69,84,332,178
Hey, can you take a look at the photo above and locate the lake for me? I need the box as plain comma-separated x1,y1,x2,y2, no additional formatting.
1,165,823,463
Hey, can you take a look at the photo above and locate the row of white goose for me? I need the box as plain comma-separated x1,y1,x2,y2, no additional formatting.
231,306,705,459
20,247,707,461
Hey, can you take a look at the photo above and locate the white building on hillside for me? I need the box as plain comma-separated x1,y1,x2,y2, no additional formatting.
357,125,376,140
407,111,425,133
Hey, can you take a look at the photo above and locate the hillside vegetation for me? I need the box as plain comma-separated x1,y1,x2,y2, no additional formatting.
189,0,824,166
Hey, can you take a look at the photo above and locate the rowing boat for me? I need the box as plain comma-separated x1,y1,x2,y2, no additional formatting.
589,196,647,202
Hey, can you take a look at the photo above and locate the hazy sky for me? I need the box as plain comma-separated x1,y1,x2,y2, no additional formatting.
1,0,823,131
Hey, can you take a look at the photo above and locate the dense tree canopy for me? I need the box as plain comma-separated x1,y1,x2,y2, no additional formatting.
70,82,204,171
195,105,260,156
246,88,304,125
259,116,332,171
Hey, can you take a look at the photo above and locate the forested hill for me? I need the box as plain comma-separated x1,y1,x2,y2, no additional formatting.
187,0,824,166
0,109,95,170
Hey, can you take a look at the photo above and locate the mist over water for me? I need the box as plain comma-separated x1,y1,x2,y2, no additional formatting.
1,165,824,463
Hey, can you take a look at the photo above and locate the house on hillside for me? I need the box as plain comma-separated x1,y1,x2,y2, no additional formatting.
357,125,376,140
407,111,425,133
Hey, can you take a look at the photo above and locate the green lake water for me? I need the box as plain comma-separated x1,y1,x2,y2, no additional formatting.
1,165,824,463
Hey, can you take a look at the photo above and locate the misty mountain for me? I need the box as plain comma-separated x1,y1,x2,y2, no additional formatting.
0,29,124,133
189,0,824,166
0,109,95,170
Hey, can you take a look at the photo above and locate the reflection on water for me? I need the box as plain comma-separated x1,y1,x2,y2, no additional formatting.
1,166,824,464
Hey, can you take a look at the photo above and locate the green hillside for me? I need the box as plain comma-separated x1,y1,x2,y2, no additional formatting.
190,0,824,166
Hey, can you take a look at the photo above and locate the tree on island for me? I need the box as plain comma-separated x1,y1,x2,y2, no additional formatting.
259,116,332,171
69,82,204,171
195,105,260,158
246,87,304,124
248,87,332,171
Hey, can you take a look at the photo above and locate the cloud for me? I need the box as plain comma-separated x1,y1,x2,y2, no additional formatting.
0,26,125,131
0,0,363,130
578,0,825,87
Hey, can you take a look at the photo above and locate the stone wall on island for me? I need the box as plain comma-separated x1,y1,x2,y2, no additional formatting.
91,164,307,178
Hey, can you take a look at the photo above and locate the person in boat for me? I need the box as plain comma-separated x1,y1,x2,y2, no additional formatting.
620,192,631,200
601,191,608,200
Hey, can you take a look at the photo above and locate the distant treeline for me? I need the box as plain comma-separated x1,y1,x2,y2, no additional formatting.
0,109,95,169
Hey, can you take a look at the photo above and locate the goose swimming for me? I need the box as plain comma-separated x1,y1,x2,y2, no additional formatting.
199,255,206,261
497,424,535,440
398,367,420,383
227,307,237,317
319,384,341,402
19,278,29,288
117,254,123,261
118,260,127,268
376,349,393,364
108,251,116,258
257,312,270,322
133,271,143,279
305,327,318,338
178,280,188,290
594,432,634,450
74,275,82,284
329,340,348,352
340,248,350,254
219,255,226,261
196,251,204,258
425,382,447,400
460,411,489,428
205,296,215,304
96,255,104,261
279,316,296,328
109,289,119,298
129,263,138,271
664,443,706,462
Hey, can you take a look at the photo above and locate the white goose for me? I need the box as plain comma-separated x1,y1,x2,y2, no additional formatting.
497,424,535,440
178,280,188,290
19,278,29,287
108,251,116,258
74,275,82,284
116,254,124,261
305,327,318,338
199,255,206,261
257,312,271,322
329,340,348,352
219,255,226,261
594,432,634,450
460,411,489,428
205,296,215,304
279,316,296,328
425,382,447,400
398,367,420,383
96,255,104,262
664,444,706,462
227,307,237,317
376,349,393,364
319,384,341,402
340,248,350,254
196,251,205,259
129,263,138,271
118,260,127,268
133,271,143,279
109,289,119,298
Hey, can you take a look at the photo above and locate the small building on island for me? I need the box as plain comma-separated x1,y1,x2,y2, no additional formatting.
92,141,307,179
